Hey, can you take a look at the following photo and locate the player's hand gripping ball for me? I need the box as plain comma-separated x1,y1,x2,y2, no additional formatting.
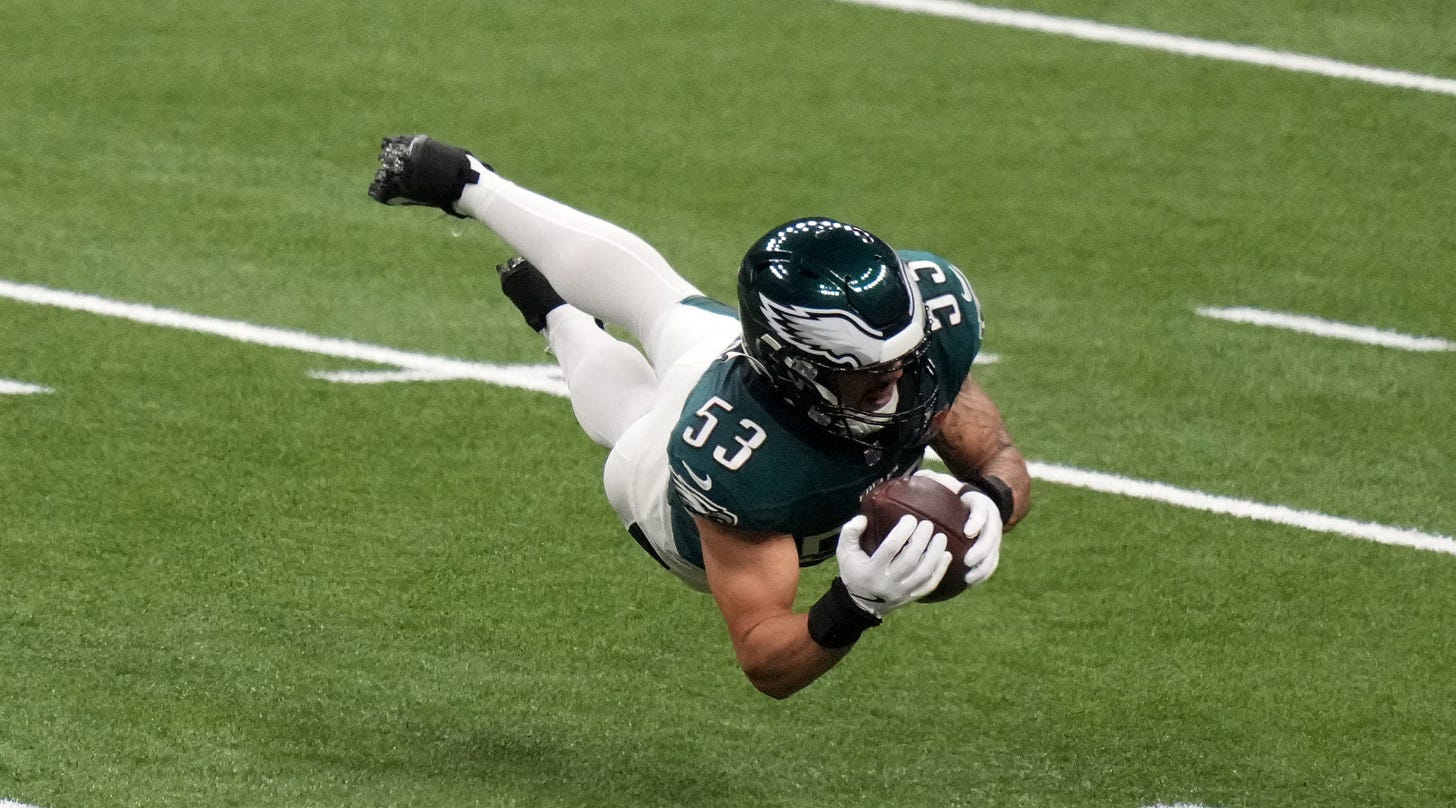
859,474,975,603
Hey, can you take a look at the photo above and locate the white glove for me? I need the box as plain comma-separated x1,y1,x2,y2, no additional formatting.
958,490,1003,587
912,468,964,495
836,514,951,618
912,469,1003,587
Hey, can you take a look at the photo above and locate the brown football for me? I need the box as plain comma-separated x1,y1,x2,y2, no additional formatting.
859,475,972,603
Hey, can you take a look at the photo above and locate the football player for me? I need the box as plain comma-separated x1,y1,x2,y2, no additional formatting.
369,135,1031,699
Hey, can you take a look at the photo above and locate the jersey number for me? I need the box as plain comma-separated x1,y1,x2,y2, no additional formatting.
681,396,766,471
907,258,979,333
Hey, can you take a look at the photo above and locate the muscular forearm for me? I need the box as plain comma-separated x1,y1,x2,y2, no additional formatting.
932,378,1032,527
732,613,849,699
944,433,1030,527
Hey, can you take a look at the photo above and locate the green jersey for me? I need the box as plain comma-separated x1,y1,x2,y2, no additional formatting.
665,251,984,568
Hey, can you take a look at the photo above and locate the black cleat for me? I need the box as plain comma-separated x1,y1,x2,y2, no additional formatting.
496,257,568,333
368,134,487,218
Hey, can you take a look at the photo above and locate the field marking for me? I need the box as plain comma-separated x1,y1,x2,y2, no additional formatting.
0,378,52,395
1027,461,1456,556
1197,306,1456,352
0,279,569,397
0,800,45,808
309,368,462,384
4,278,1453,557
832,0,1456,97
305,367,559,385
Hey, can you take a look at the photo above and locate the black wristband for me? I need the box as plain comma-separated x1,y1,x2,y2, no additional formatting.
807,577,882,650
964,472,1015,525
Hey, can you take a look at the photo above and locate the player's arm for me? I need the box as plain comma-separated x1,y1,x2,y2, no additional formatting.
697,513,949,700
696,517,846,700
929,374,1031,528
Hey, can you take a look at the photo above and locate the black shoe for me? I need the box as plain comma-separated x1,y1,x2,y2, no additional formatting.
368,134,487,218
496,257,567,333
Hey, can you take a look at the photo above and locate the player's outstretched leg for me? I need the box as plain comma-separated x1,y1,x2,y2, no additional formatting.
368,134,714,374
496,258,658,448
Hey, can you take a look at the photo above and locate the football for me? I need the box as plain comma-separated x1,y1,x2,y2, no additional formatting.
859,475,972,603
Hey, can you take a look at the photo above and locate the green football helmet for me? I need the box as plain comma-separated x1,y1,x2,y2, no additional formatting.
737,218,939,452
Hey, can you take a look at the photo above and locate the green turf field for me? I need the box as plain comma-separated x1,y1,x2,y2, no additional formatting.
3,2,1453,806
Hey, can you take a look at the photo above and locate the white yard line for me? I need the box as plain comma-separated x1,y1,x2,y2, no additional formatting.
311,368,502,384
1026,461,1456,556
831,0,1456,97
4,278,1452,556
0,378,52,395
1197,307,1456,352
924,447,1456,555
0,279,568,397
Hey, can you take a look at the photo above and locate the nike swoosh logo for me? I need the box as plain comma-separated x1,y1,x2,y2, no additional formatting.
681,462,713,491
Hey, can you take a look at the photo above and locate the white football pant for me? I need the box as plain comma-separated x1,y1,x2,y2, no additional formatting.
454,161,737,590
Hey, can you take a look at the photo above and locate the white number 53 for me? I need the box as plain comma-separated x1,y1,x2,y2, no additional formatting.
681,396,766,471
